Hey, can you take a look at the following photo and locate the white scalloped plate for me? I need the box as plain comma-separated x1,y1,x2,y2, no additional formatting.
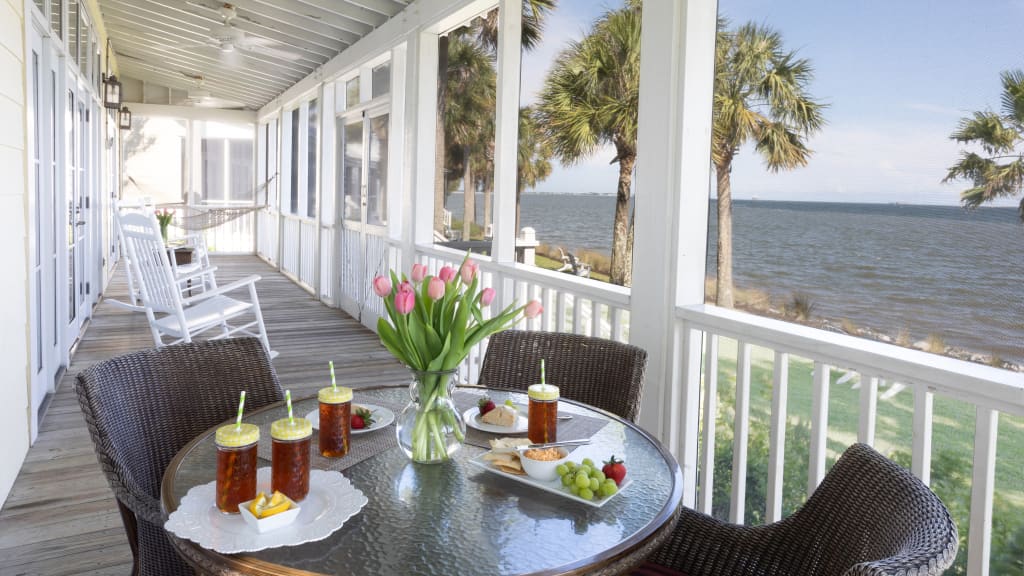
165,468,367,553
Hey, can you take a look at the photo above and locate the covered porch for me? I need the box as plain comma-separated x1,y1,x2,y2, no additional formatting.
1,0,1021,574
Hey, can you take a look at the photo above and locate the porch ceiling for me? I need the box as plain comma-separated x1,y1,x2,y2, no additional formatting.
99,0,410,110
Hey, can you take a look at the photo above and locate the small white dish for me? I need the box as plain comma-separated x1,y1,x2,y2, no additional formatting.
518,447,570,481
305,403,395,434
462,407,528,434
238,495,300,533
468,453,631,508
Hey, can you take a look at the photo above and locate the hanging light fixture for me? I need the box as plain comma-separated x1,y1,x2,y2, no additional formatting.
118,106,132,130
103,74,122,109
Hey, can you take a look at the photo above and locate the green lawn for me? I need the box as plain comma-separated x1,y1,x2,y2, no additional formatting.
707,338,1023,574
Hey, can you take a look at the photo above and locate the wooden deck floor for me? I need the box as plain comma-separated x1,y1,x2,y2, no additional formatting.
0,255,406,576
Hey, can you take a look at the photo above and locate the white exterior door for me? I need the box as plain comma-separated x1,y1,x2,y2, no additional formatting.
63,80,91,355
337,108,390,324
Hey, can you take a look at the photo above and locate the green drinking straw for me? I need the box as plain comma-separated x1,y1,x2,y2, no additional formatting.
235,390,246,430
329,360,337,390
541,359,546,387
286,390,294,424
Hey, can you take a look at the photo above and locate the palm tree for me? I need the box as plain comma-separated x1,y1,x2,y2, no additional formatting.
712,21,826,308
944,69,1024,221
536,3,641,286
476,0,558,52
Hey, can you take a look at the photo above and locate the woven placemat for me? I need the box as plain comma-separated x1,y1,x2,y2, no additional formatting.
255,396,405,473
452,389,610,449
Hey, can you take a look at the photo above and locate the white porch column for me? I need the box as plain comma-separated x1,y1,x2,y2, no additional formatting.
490,0,522,265
412,31,439,257
631,0,717,507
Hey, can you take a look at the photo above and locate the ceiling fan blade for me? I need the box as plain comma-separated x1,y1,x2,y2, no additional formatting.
242,42,304,61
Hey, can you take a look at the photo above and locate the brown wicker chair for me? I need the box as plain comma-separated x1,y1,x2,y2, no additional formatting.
477,330,648,422
641,443,959,576
75,337,284,576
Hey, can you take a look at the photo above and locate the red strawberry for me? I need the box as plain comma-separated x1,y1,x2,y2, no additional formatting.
478,397,496,416
602,456,627,487
352,406,375,430
351,414,366,429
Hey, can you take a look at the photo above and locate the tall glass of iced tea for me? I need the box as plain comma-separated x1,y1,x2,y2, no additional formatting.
528,384,559,444
215,423,259,513
271,417,312,502
318,386,352,458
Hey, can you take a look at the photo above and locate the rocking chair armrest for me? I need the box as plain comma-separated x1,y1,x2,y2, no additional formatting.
180,275,262,306
174,265,218,284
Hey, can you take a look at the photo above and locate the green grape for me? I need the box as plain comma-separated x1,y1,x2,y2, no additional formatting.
561,474,574,487
569,484,581,496
579,464,592,476
589,478,600,491
555,464,568,477
600,479,618,497
574,471,591,488
592,470,606,483
565,461,577,471
579,487,594,500
581,458,594,468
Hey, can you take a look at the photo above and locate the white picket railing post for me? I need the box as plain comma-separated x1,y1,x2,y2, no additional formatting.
730,342,752,524
858,374,877,445
809,361,831,495
766,351,789,523
698,334,719,515
912,384,933,485
968,408,999,576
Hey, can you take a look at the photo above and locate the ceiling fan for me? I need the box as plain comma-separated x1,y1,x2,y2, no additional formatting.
179,72,245,109
183,3,304,61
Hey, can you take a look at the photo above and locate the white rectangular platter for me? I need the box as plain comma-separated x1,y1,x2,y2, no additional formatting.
467,453,631,508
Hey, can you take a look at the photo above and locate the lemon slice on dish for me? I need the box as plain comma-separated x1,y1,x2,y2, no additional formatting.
248,491,291,518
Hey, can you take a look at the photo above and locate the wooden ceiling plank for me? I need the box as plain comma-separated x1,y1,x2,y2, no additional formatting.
119,63,266,109
302,0,404,22
115,52,286,100
185,0,359,51
248,0,380,33
102,0,343,61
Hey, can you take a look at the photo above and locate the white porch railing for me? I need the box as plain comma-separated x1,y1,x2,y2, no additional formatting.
279,214,316,291
256,209,278,264
675,304,1023,576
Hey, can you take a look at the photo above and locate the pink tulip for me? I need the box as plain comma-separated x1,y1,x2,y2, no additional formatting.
460,261,478,285
399,280,414,294
373,276,392,298
438,266,457,283
394,287,415,315
411,263,427,283
480,287,496,306
428,277,446,301
524,300,543,319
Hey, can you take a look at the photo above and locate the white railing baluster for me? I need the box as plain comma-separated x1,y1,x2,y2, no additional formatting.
572,294,582,334
611,307,623,342
809,361,831,495
590,300,599,337
912,384,933,485
968,408,999,576
767,351,789,523
556,291,567,333
858,373,877,445
698,334,718,515
730,341,751,524
541,287,553,332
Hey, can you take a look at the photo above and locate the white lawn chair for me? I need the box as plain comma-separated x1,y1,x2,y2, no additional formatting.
117,211,276,358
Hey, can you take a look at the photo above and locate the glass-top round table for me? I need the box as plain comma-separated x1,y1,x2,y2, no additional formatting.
161,386,683,575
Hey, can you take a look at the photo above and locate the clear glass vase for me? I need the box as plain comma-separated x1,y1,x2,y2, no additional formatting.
395,368,465,464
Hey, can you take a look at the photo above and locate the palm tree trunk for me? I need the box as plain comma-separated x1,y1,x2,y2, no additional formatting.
515,183,522,236
610,154,635,286
462,149,475,240
483,186,492,237
433,36,450,237
715,161,735,308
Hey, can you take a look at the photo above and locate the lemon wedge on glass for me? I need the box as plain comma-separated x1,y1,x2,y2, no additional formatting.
248,491,291,518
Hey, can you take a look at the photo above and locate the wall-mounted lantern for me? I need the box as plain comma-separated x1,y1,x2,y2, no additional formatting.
103,74,122,109
118,106,132,130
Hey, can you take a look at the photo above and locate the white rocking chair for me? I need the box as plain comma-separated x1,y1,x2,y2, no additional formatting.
117,211,276,358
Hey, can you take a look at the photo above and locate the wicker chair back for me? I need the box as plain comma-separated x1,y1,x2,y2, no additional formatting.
75,338,284,576
478,330,648,422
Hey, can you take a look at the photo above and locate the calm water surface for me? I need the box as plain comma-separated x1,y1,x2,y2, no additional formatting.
448,194,1023,363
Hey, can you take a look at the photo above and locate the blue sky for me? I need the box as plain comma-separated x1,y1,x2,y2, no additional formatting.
520,0,1024,206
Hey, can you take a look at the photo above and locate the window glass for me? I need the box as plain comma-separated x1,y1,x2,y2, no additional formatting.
200,139,224,204
229,139,253,202
67,0,78,65
371,63,390,99
32,0,44,15
707,3,1022,572
307,99,318,217
367,114,388,225
340,120,362,222
434,9,499,246
289,108,299,214
78,20,90,74
516,0,639,286
122,115,186,205
345,78,360,109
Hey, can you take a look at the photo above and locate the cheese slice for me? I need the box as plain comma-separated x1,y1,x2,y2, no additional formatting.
480,405,517,427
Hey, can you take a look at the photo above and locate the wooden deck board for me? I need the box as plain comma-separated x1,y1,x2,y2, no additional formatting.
0,255,404,575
